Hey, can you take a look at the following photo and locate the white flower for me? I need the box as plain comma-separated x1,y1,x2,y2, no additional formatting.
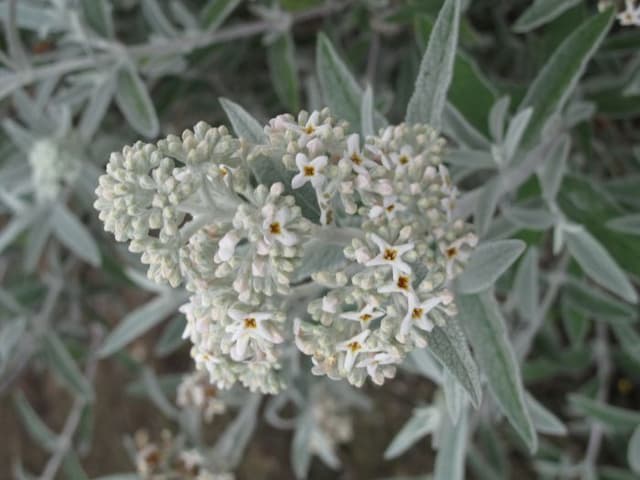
441,232,478,279
379,273,413,296
341,304,384,329
292,153,328,189
226,309,282,361
618,0,640,26
344,134,377,175
386,145,414,172
397,292,450,341
365,234,414,276
357,349,401,385
260,203,299,248
336,329,370,372
368,195,405,220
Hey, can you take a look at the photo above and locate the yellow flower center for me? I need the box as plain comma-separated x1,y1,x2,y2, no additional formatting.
347,341,361,353
397,275,410,290
446,247,458,259
269,222,281,235
383,248,398,261
412,307,424,319
303,165,315,176
243,317,257,329
359,313,372,322
351,152,363,165
399,155,409,165
304,125,315,134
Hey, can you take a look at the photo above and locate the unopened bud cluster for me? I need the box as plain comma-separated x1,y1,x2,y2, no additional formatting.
95,108,476,393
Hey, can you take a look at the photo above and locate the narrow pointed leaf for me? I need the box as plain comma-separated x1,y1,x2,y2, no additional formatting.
114,66,159,138
456,239,526,294
219,97,266,144
513,0,582,33
457,292,538,452
51,204,101,267
406,0,460,129
43,333,93,400
565,227,637,303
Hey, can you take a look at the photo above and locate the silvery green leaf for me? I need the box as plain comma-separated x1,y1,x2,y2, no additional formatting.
538,135,570,202
62,451,89,480
98,292,187,358
154,315,186,357
518,9,614,146
564,279,636,324
310,428,341,470
489,96,510,143
456,239,526,294
141,368,179,419
141,0,178,37
628,424,640,473
23,207,52,273
291,407,313,479
503,107,533,163
474,177,501,237
0,205,43,255
428,317,482,408
446,149,496,169
79,72,117,140
81,0,114,38
565,227,637,303
219,97,266,144
513,0,582,33
12,89,52,133
316,33,365,132
606,214,640,235
443,369,465,424
457,292,538,452
502,204,556,230
293,240,346,282
0,316,26,367
408,348,443,384
613,325,640,364
2,118,35,152
169,1,198,30
43,333,93,400
406,0,460,129
114,66,159,138
268,33,300,112
214,394,261,468
384,406,441,460
433,408,468,480
13,391,58,452
512,247,539,320
526,392,567,436
361,84,375,137
443,103,491,149
201,0,241,31
51,204,101,267
0,3,65,33
569,394,640,432
564,100,596,127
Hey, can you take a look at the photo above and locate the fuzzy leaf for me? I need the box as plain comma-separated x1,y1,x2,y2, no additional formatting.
428,317,482,408
384,407,440,460
628,424,640,474
456,239,525,294
219,97,266,144
114,66,159,138
51,204,101,267
519,9,614,146
513,0,582,33
406,0,460,129
98,293,186,358
433,408,468,480
457,292,538,452
565,227,637,303
43,333,93,400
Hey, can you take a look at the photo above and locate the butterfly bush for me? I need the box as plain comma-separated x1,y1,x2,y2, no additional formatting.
95,108,476,394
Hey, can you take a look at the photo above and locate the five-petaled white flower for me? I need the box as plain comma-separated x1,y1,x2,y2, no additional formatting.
441,232,478,279
368,195,405,220
226,309,283,361
292,153,328,190
397,292,451,342
336,329,370,372
365,234,414,276
260,203,299,249
344,134,377,176
341,304,385,329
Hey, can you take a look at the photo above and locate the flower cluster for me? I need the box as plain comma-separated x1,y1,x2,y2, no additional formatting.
177,371,227,422
29,137,82,202
95,109,476,393
133,430,234,480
